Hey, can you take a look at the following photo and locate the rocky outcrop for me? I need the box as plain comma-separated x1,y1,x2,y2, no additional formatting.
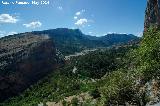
144,0,160,31
0,33,63,102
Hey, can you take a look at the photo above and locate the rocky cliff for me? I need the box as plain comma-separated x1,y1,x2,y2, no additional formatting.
144,0,160,31
0,33,62,101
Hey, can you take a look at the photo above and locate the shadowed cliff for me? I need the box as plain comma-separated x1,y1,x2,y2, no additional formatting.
0,33,63,101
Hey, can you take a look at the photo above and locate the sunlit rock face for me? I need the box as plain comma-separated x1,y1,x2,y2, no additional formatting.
144,0,160,31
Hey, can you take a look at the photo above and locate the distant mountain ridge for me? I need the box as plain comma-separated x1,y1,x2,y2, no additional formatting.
99,33,139,46
31,28,139,55
1,28,139,56
31,28,106,55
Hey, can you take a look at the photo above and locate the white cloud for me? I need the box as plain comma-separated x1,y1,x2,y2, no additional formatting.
75,9,85,16
74,10,86,22
73,10,93,27
74,16,78,20
75,11,81,16
0,31,6,37
57,6,63,10
0,31,17,38
88,32,93,34
0,14,18,23
8,31,17,35
119,33,127,34
103,32,113,36
103,32,129,36
23,21,42,29
75,18,88,26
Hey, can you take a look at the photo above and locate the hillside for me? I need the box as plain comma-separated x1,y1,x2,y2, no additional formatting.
1,0,156,105
0,27,139,103
1,44,135,106
3,27,159,106
99,33,139,46
32,28,138,55
32,28,106,55
0,33,63,102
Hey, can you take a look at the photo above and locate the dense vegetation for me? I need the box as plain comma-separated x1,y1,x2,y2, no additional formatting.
1,44,135,106
2,27,160,106
98,27,160,105
32,28,106,55
32,28,138,55
99,33,138,46
0,28,139,104
68,46,134,79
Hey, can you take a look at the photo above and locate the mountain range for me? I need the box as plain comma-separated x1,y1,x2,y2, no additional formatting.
32,28,139,55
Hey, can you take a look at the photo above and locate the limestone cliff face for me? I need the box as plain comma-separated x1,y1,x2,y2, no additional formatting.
0,34,63,101
144,0,160,31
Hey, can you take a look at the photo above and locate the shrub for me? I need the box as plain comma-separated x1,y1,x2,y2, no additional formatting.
90,88,101,99
71,97,79,106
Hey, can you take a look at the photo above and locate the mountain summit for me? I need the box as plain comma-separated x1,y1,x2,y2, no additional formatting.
144,0,160,31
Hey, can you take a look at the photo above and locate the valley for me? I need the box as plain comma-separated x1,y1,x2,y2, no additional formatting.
65,49,98,60
1,0,160,106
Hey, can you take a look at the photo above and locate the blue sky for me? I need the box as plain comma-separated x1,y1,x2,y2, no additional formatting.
0,0,146,37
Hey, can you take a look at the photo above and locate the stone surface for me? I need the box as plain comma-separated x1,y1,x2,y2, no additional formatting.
144,0,160,31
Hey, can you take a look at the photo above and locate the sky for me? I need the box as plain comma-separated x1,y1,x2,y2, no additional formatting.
0,0,147,37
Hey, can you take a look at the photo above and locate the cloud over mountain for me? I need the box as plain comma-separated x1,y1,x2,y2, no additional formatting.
75,18,88,26
0,31,17,38
23,21,42,29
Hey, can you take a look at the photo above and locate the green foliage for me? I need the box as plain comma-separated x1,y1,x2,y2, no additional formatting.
70,47,131,79
33,28,107,56
133,27,160,81
99,70,135,105
98,27,160,105
71,97,79,106
1,40,142,106
1,71,85,106
62,100,67,106
90,88,101,99
97,27,160,105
